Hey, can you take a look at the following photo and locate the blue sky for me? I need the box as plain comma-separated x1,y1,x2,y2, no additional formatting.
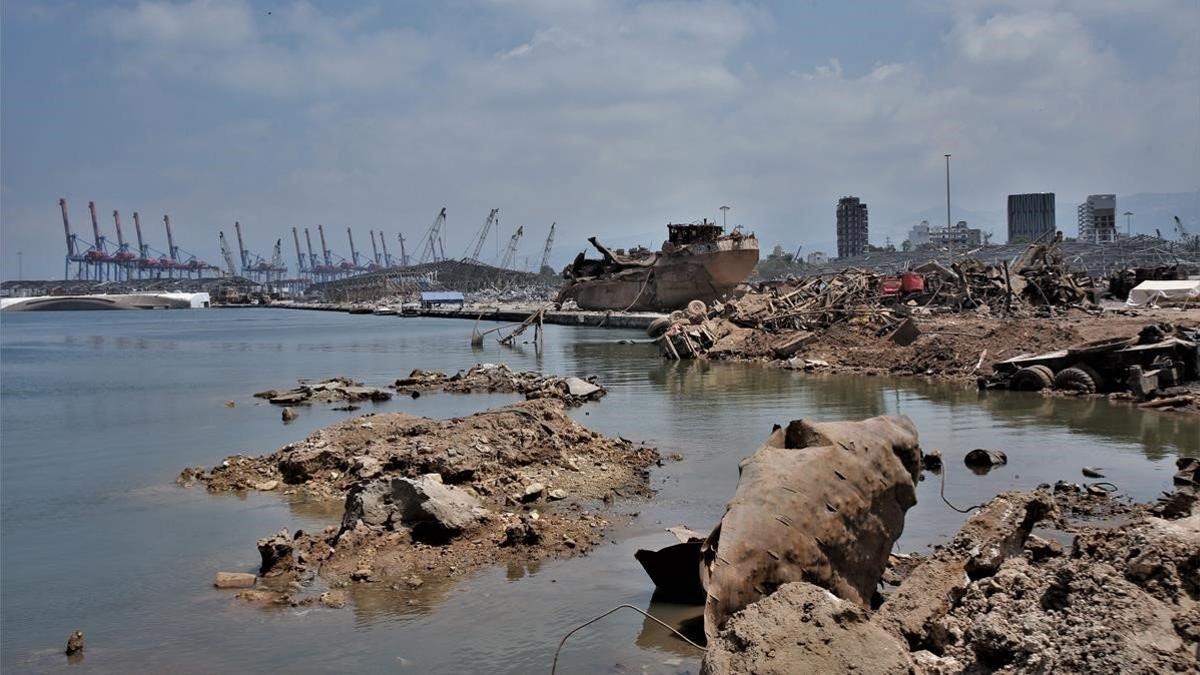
3,0,1198,277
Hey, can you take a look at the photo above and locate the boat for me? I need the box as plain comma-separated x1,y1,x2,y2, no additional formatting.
556,221,759,312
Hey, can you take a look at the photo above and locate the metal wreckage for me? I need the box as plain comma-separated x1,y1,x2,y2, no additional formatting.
555,221,759,312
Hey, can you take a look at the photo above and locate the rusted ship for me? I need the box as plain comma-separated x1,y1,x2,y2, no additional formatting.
556,220,759,312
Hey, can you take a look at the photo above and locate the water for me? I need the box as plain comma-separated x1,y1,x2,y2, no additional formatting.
1,309,1195,673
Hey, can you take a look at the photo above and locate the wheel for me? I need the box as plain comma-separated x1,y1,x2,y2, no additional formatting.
1011,365,1054,391
646,317,672,338
1053,366,1098,394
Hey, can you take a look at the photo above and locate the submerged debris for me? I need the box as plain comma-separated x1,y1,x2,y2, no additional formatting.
254,377,392,406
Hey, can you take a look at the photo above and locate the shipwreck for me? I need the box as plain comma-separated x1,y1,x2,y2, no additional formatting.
556,221,759,312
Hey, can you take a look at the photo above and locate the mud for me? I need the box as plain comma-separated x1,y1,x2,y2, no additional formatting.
182,399,658,598
392,363,607,406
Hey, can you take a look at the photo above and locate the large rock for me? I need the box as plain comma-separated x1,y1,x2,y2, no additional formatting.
700,415,922,642
341,474,485,540
256,530,296,577
701,582,914,675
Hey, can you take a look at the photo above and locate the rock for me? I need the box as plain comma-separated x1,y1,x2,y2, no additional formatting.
547,488,567,500
521,482,546,503
351,568,372,582
700,415,922,642
922,449,943,472
343,475,485,540
254,480,279,491
563,377,602,399
253,389,279,399
270,391,310,405
964,448,1007,471
352,455,383,479
236,589,285,604
281,407,298,423
501,515,543,546
214,572,257,588
320,590,346,608
224,400,236,408
1023,534,1063,561
65,631,84,656
1082,466,1105,478
701,582,914,675
257,530,296,577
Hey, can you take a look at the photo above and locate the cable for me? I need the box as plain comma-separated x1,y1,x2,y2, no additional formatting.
550,603,706,674
938,462,987,514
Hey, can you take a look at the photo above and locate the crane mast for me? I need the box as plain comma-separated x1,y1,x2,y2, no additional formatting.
465,208,499,261
499,226,524,269
347,227,360,267
304,228,319,272
88,201,106,252
271,239,284,271
233,221,249,269
539,222,555,272
60,198,77,257
398,232,408,267
369,230,381,266
112,210,128,250
380,233,392,267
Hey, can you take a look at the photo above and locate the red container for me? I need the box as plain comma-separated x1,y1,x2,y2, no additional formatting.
900,272,925,294
881,276,902,295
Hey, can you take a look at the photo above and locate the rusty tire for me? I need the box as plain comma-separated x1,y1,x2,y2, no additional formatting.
1011,365,1054,391
1053,366,1098,394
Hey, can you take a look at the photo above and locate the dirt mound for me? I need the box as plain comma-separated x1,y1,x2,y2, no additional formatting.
183,400,659,594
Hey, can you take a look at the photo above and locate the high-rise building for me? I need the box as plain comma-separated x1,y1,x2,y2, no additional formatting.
836,196,869,258
1007,193,1056,243
1077,194,1117,243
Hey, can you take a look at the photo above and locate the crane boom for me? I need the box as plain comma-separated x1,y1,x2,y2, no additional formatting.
112,210,127,249
271,239,284,270
304,228,319,272
539,222,555,272
465,208,499,261
133,212,148,258
499,226,524,269
219,232,237,277
88,201,106,252
60,198,77,257
164,215,178,262
417,208,447,264
380,232,392,267
398,232,409,267
318,225,332,267
369,230,380,265
347,227,360,267
233,221,248,269
292,227,306,273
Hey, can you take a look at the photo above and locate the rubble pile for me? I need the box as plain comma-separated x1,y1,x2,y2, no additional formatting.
657,242,1100,362
392,363,606,406
183,400,659,593
253,377,392,406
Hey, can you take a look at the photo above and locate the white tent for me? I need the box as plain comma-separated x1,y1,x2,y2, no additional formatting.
1125,279,1200,307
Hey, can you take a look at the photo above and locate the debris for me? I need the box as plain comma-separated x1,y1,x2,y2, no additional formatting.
921,449,943,472
320,590,346,609
264,377,393,407
393,363,607,406
65,631,84,657
888,317,921,346
1082,466,1105,478
257,530,296,577
963,448,1007,470
556,222,759,312
699,415,922,641
213,572,257,588
702,582,914,675
634,536,705,604
281,407,298,423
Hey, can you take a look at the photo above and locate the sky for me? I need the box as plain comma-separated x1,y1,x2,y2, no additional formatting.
2,0,1198,278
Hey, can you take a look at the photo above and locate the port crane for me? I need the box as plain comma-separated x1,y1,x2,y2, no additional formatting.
292,227,307,274
415,208,447,264
539,222,555,273
369,230,381,268
397,232,409,267
499,225,524,270
111,210,137,270
304,228,321,275
380,232,394,267
1174,216,1200,254
464,209,499,262
219,231,238,277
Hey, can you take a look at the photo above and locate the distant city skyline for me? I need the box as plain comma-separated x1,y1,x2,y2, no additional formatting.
2,0,1198,277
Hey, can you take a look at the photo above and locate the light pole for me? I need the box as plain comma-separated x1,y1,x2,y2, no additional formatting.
719,205,730,229
944,154,952,264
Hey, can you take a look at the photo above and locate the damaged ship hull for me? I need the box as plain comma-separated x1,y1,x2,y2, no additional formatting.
558,223,759,312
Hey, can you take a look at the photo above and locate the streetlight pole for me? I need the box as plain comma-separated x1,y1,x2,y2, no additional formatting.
944,154,952,264
719,205,730,229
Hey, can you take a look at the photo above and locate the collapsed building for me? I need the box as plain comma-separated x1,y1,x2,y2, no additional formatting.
556,221,759,312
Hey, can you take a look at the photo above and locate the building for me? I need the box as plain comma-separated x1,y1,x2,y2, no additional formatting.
836,196,869,258
1078,194,1117,243
806,251,828,265
909,220,983,249
1007,193,1056,243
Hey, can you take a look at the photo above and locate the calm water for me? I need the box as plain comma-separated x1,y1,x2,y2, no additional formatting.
2,309,1196,673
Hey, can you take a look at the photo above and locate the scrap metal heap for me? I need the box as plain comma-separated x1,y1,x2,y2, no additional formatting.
654,239,1098,361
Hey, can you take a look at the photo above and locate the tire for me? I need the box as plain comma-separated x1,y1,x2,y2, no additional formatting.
1011,365,1054,391
646,317,672,338
1053,366,1098,394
